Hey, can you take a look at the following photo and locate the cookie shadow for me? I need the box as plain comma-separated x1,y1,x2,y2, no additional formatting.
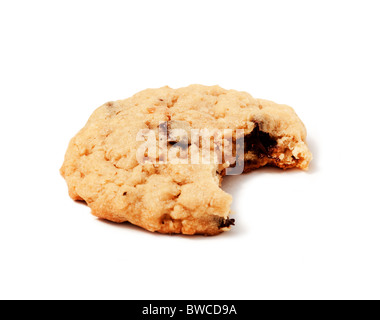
96,218,246,239
305,136,319,174
75,200,88,206
75,199,243,239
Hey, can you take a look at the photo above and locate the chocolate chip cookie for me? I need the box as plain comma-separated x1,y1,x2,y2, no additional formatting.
60,85,312,235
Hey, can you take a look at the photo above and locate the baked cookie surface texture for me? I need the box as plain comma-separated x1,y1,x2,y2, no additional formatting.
61,85,312,235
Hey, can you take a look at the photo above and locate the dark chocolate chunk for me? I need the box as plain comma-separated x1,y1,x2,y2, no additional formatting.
219,218,235,228
245,121,277,157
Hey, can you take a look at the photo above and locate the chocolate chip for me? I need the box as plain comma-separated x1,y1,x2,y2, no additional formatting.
245,121,277,158
219,218,235,228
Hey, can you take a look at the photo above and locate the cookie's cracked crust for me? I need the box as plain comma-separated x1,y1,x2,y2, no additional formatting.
60,85,312,235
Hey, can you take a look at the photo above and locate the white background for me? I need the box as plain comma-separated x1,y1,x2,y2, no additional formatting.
0,0,379,300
